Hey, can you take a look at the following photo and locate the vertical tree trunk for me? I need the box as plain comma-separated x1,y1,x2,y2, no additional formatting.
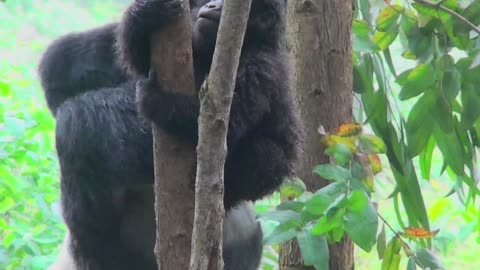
190,0,252,269
150,1,196,269
280,1,354,269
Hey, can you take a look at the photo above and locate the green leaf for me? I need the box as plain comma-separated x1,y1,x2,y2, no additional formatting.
353,54,374,93
344,190,378,252
399,64,435,100
280,178,306,200
276,201,305,213
312,207,346,235
328,226,345,243
313,182,348,199
383,48,397,77
372,30,398,51
358,134,387,154
400,17,434,62
463,0,480,25
258,210,301,224
325,143,353,166
377,225,386,259
406,94,435,157
313,164,351,182
353,19,371,38
263,226,299,246
413,3,450,20
0,197,15,213
297,231,329,270
433,125,465,175
353,21,377,52
376,5,403,31
305,193,332,216
0,80,11,96
419,136,435,180
407,256,417,270
381,237,402,270
442,71,461,101
461,83,480,129
416,248,445,270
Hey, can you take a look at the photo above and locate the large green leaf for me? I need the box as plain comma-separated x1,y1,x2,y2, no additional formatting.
406,93,435,157
376,5,403,31
313,164,351,182
416,248,445,270
399,64,435,100
372,30,398,51
461,82,480,129
344,190,378,252
297,231,329,270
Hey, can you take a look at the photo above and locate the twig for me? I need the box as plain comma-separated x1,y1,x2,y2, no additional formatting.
413,0,480,35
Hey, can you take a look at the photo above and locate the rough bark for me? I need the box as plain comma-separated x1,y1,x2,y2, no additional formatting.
150,1,196,269
189,1,252,270
280,0,354,269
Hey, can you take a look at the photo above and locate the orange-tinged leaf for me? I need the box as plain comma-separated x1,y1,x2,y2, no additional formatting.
404,227,440,239
358,134,387,154
334,123,362,137
368,154,383,174
362,175,375,192
322,134,357,152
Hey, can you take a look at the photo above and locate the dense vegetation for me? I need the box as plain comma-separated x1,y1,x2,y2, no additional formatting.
0,0,479,269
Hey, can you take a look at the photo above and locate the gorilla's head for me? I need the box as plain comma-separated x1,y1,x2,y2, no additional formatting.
191,0,286,55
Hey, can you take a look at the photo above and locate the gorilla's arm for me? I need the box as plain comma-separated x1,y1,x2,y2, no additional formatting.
38,24,126,115
117,0,184,77
136,54,276,147
137,53,301,208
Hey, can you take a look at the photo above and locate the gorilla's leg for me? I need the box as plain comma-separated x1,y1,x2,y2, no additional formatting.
223,202,263,270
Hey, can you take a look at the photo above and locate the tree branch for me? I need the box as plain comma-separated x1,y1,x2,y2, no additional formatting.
150,0,196,269
189,0,253,269
413,0,480,35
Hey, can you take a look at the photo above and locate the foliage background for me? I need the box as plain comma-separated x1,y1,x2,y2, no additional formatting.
0,0,478,269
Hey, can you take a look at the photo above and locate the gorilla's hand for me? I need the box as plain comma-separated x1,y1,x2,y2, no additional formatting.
132,0,185,29
136,71,200,142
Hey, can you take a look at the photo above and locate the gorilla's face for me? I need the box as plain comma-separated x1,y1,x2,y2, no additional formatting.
191,0,285,55
192,0,222,54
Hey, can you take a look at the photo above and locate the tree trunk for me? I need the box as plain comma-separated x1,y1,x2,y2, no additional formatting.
150,1,196,269
280,0,354,269
189,0,252,269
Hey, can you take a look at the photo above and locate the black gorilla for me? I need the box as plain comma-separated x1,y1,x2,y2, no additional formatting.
39,0,302,269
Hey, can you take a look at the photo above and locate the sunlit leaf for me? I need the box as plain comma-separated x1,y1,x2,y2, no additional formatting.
372,30,398,51
279,178,306,201
376,5,403,31
381,237,402,270
399,64,435,100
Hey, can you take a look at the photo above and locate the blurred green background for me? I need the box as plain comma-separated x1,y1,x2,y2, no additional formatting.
0,0,478,269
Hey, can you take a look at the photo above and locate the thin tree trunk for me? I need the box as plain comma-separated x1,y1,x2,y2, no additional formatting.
150,1,196,269
280,0,354,269
189,1,253,269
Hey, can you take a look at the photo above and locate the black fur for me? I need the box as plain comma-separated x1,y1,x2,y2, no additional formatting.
38,0,302,269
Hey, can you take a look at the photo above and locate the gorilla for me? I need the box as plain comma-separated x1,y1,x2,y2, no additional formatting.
39,0,302,269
